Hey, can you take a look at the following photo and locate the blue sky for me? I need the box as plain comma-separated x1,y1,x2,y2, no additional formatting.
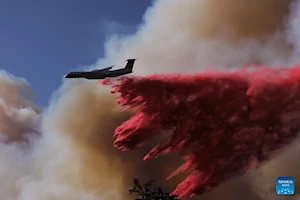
0,0,152,106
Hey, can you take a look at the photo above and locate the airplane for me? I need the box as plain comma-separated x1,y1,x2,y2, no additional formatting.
64,59,136,79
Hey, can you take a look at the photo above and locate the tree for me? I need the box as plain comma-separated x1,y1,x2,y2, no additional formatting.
129,178,180,200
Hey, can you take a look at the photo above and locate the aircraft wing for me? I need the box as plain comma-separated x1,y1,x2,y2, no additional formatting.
93,66,113,73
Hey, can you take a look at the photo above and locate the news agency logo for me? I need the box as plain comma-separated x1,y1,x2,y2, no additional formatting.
276,176,295,195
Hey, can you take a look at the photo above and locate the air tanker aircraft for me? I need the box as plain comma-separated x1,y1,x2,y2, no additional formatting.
64,59,136,79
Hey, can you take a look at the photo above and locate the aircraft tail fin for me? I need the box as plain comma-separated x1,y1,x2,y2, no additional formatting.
125,59,136,72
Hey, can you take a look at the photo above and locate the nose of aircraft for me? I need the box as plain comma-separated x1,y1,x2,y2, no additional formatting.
63,72,83,78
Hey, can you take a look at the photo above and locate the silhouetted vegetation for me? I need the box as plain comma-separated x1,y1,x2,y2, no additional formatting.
129,178,180,200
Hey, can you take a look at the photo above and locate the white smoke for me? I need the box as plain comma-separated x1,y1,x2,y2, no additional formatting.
287,0,300,65
95,0,295,75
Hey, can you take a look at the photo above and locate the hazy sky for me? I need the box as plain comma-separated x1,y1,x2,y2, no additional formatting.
0,0,152,106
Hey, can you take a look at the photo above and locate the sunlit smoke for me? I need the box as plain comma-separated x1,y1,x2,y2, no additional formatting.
0,70,40,199
96,0,295,74
0,70,40,142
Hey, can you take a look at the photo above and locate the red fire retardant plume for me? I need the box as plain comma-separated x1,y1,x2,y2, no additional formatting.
102,65,300,198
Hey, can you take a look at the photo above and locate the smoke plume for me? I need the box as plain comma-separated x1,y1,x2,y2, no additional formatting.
0,0,300,199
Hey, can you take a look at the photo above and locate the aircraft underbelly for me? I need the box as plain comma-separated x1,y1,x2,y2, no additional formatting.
85,73,106,79
106,70,131,77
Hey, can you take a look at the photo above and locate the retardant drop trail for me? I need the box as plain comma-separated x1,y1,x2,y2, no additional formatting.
102,65,300,198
